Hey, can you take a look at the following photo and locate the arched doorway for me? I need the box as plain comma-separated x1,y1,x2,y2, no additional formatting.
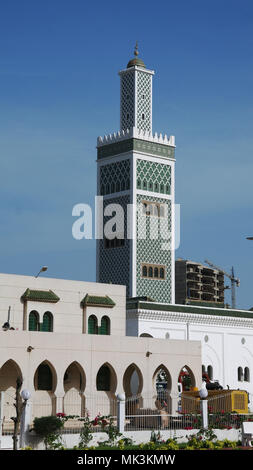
153,365,172,413
0,360,23,430
63,362,86,417
123,364,143,398
94,363,117,417
33,361,57,419
178,365,196,391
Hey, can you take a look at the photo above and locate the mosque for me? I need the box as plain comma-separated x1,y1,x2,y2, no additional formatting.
0,46,252,426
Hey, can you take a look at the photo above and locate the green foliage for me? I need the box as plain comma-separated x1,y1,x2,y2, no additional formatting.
32,413,73,450
78,413,93,448
33,415,63,438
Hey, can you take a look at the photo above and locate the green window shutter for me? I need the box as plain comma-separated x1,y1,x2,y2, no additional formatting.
41,312,53,332
96,366,110,391
37,364,53,391
88,315,98,334
100,316,110,335
29,312,38,331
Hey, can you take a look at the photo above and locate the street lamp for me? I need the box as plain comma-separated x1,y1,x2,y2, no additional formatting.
21,389,31,401
35,266,48,278
199,382,208,429
20,389,31,448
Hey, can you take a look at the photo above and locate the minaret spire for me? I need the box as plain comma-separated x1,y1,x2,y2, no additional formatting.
134,41,139,56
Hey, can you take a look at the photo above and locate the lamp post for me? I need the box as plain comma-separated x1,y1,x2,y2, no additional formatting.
35,266,48,278
199,382,208,429
20,390,31,448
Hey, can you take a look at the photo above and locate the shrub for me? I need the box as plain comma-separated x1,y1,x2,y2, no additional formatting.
33,415,64,449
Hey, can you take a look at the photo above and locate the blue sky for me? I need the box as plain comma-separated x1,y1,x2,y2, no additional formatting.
0,0,252,309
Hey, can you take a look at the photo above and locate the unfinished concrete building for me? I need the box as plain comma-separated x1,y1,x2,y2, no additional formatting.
175,259,225,307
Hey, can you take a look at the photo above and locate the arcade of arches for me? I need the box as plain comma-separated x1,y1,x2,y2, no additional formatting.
0,359,197,425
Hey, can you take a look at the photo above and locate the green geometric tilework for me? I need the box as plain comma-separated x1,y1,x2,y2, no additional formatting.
136,159,171,194
120,71,135,131
136,194,172,303
137,71,152,132
100,159,130,195
98,195,131,296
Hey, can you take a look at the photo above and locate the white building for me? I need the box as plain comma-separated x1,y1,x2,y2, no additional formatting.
0,272,202,427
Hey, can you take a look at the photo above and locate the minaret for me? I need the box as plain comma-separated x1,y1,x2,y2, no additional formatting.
96,46,176,303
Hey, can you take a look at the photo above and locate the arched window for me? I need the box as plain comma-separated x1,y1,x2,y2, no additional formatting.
41,312,53,332
100,316,110,335
154,267,159,278
142,265,147,277
96,365,111,391
29,311,39,331
111,182,115,193
166,184,170,194
160,183,164,193
137,179,141,189
160,268,165,279
143,180,147,190
116,181,120,192
207,365,213,381
149,181,153,191
88,315,98,334
106,183,110,195
37,364,53,391
244,367,250,382
238,367,244,382
202,365,206,375
148,266,153,278
121,180,125,191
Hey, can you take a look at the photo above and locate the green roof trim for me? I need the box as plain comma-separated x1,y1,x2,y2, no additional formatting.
21,289,60,303
126,300,253,320
81,295,115,308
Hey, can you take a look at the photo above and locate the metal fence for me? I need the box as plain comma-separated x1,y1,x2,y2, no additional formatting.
124,393,200,431
2,390,253,436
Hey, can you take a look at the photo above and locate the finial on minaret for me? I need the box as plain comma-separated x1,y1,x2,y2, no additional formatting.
134,41,139,56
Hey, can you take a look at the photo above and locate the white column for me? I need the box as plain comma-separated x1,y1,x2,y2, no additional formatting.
117,393,125,434
19,400,31,449
0,392,4,449
200,399,208,429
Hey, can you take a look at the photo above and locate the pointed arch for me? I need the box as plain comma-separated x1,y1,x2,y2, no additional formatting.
123,363,143,398
178,365,196,391
0,359,23,389
96,362,117,393
63,361,86,393
153,364,172,393
153,364,172,414
34,360,57,392
0,360,23,424
63,361,86,417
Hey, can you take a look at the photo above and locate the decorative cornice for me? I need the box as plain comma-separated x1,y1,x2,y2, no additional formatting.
97,127,175,148
126,301,253,319
126,308,253,328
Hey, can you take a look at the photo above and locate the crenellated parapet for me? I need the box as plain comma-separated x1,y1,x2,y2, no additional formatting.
97,127,175,148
